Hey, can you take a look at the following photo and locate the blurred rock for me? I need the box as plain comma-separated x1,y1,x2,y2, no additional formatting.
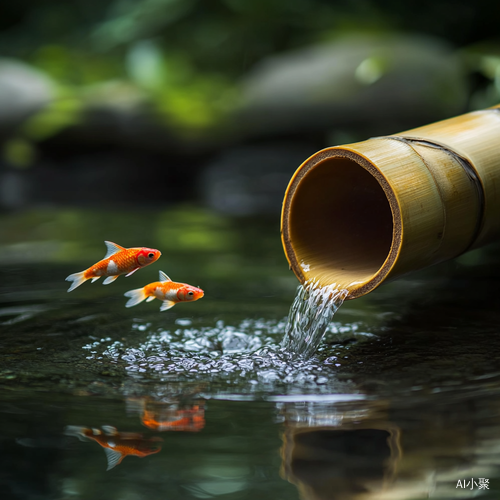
201,142,318,215
0,149,202,210
31,151,196,207
0,59,54,129
238,34,469,137
0,171,30,210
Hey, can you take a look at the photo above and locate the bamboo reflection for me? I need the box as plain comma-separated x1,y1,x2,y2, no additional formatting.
280,395,500,499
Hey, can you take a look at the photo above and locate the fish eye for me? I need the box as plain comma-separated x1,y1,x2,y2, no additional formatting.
148,253,154,258
188,291,194,296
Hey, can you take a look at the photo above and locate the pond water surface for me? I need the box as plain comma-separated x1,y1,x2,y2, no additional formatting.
1,207,500,499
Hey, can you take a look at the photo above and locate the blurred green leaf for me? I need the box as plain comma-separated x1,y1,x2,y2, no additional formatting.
21,92,84,140
3,138,36,168
126,40,167,90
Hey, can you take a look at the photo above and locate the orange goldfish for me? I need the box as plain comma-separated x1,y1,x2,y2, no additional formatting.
66,241,161,292
124,271,204,311
65,425,162,470
141,405,205,432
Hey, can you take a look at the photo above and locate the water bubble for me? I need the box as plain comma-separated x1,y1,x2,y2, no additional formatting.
220,330,262,353
175,318,192,326
87,315,362,397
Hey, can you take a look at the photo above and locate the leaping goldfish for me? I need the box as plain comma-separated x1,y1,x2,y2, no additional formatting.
124,271,204,311
65,241,161,292
65,425,162,470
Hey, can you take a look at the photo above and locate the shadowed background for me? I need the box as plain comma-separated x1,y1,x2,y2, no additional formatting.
1,0,499,213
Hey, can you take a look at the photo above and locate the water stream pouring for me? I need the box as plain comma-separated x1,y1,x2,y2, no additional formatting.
281,104,500,357
282,280,348,358
281,104,500,299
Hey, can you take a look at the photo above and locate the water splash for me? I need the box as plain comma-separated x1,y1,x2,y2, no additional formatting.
282,280,348,358
82,317,372,397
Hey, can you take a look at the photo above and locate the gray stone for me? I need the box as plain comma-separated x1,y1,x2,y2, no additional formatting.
0,59,54,127
201,142,317,215
238,34,468,136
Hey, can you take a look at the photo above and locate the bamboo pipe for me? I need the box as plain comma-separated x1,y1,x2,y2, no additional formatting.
281,104,500,299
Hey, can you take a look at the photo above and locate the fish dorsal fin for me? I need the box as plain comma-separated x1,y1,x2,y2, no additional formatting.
104,447,123,470
104,241,125,259
159,271,172,282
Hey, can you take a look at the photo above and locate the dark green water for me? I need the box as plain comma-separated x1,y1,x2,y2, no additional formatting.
1,207,500,499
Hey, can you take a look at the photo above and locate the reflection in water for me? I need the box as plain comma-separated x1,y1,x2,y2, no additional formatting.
2,210,500,498
280,396,500,499
142,405,205,432
65,425,162,470
281,401,400,500
0,304,50,325
127,396,205,432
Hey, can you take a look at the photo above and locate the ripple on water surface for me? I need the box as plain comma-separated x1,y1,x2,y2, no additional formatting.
82,317,374,398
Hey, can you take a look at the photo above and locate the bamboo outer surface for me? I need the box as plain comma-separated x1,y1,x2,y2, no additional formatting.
281,104,500,298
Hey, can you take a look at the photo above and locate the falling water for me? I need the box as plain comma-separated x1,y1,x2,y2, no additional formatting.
282,279,349,358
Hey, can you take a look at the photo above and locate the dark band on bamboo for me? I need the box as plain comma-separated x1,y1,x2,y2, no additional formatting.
377,135,486,252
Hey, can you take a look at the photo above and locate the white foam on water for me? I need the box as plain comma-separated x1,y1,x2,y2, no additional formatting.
82,317,371,396
282,280,349,358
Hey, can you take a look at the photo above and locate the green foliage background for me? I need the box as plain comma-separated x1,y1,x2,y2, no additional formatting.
1,0,499,154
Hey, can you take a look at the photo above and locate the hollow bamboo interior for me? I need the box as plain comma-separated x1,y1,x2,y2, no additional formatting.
281,104,500,298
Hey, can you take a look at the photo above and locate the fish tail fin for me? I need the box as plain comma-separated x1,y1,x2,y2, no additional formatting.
124,288,148,308
65,271,88,292
104,448,124,470
64,425,91,441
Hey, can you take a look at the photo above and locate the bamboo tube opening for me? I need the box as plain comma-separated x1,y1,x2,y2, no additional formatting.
282,105,500,299
283,152,398,297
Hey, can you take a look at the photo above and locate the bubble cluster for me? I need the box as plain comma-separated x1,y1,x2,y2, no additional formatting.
82,317,372,396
